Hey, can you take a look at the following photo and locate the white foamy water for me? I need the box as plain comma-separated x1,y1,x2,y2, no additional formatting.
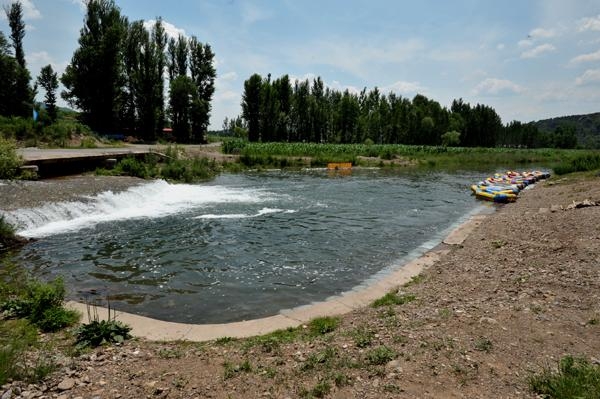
196,208,297,220
5,180,275,238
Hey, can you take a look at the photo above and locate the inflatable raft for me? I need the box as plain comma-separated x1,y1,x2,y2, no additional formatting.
471,170,550,203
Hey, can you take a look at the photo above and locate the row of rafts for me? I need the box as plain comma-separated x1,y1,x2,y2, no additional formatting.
471,170,551,203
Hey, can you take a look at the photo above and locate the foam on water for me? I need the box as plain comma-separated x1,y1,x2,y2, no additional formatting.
196,207,297,220
5,180,275,238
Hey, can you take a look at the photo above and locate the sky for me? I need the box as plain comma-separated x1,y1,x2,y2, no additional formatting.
1,0,600,130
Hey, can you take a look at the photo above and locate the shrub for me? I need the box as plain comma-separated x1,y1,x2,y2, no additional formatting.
529,356,600,398
116,156,148,178
0,136,22,179
554,154,600,175
1,277,79,332
221,138,247,154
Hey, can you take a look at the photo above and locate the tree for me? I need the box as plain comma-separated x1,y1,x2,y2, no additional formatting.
169,75,195,142
241,74,262,142
4,1,32,117
188,38,216,143
0,32,18,117
61,0,127,133
441,131,461,147
37,65,59,122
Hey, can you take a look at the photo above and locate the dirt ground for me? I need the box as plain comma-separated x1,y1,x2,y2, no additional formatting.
3,174,600,399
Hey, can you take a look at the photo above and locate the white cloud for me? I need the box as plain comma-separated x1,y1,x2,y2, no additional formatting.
382,80,424,94
520,43,556,59
529,27,556,39
575,69,600,86
286,37,425,80
0,0,41,20
473,78,523,96
496,43,505,50
569,49,600,65
215,90,239,102
219,71,238,82
577,14,600,32
143,19,186,40
518,39,533,48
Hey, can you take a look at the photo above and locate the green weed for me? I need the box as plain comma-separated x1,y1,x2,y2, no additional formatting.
350,326,374,348
308,316,340,336
371,292,416,307
366,345,396,365
529,356,600,398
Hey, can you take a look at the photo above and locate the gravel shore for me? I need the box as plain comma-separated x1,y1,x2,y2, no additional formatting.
0,175,145,211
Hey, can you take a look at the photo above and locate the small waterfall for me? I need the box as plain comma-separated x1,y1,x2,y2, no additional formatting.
4,180,273,238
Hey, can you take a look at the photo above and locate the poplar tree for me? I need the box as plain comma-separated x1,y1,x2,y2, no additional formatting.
4,1,32,117
37,65,59,122
61,0,127,133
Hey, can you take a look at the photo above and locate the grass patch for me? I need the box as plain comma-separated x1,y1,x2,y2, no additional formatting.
215,336,237,345
371,292,416,307
529,356,600,398
474,337,493,353
243,326,301,353
365,345,397,365
301,346,338,371
350,326,374,348
308,316,340,336
404,273,426,287
223,360,252,379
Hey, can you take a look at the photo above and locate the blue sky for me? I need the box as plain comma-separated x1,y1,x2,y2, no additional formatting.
1,0,600,130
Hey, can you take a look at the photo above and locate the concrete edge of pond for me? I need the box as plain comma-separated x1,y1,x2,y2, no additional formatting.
66,213,488,342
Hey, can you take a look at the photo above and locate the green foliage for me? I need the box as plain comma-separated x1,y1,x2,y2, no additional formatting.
309,379,332,398
0,136,22,178
365,345,397,365
371,292,416,307
221,138,248,154
0,215,16,241
160,157,217,182
1,277,79,332
529,356,600,398
441,131,461,147
554,154,600,175
75,318,132,348
308,316,340,336
0,319,55,385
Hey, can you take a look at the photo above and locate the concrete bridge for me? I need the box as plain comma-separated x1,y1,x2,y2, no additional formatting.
18,147,154,177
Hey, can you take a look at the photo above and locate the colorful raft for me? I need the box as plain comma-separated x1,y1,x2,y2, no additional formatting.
471,170,550,203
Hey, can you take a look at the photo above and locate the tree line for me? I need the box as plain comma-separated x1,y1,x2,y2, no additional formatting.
235,73,578,148
0,0,216,143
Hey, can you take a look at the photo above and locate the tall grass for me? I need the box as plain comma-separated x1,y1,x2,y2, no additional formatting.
554,153,600,175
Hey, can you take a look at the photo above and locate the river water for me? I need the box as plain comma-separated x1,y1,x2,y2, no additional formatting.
5,169,484,323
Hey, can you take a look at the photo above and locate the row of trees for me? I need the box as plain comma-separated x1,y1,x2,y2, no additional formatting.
239,73,577,148
61,0,215,142
1,0,216,143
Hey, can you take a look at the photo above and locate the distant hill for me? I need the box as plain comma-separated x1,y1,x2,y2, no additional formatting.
533,112,600,148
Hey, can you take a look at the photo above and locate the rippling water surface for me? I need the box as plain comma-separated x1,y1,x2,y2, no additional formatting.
7,169,482,323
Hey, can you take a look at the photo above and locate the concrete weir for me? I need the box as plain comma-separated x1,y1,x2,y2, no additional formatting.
66,213,484,342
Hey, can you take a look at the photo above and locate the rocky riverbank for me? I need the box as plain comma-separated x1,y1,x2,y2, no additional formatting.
1,175,600,398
